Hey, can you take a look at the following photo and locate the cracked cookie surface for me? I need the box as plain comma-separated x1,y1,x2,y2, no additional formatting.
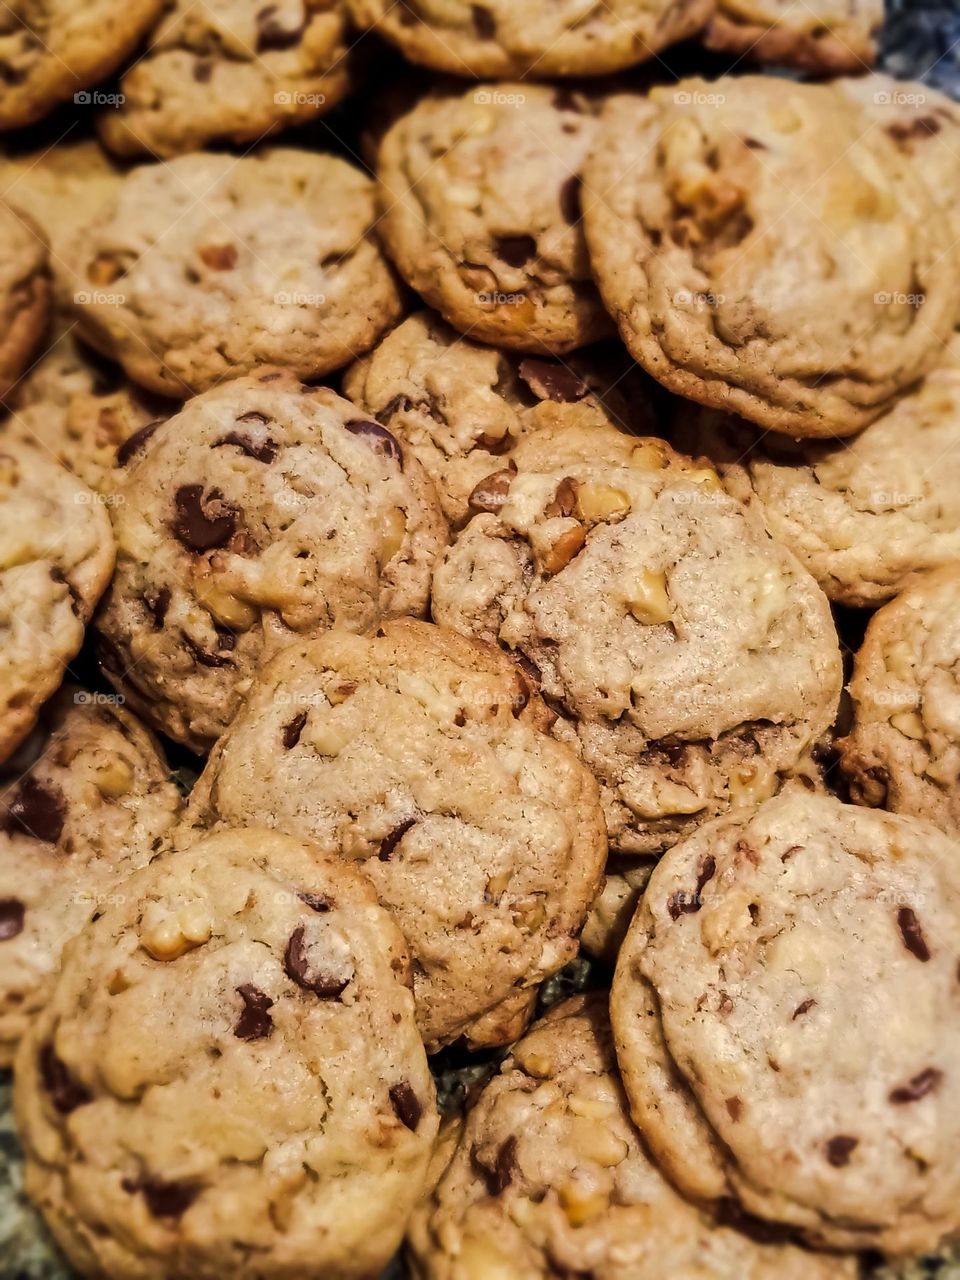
14,826,438,1280
705,0,882,72
611,787,960,1255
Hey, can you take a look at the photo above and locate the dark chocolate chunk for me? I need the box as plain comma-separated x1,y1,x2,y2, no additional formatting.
3,776,66,844
379,818,417,862
234,984,274,1041
667,856,716,920
897,906,931,961
471,4,495,37
792,998,816,1020
116,420,163,466
825,1135,858,1167
344,419,403,467
558,175,582,225
389,1081,422,1131
492,1135,517,1192
172,485,238,552
282,711,307,749
890,1067,943,1104
143,586,171,628
39,1043,91,1114
518,358,589,403
495,235,537,268
283,924,350,998
122,1174,200,1219
217,431,277,463
0,898,24,940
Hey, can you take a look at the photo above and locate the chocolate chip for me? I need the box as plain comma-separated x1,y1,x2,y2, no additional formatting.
199,244,238,271
388,1081,422,1131
193,59,212,82
256,5,304,50
116,420,163,466
172,485,238,553
552,88,582,113
379,818,416,862
558,175,581,225
897,906,930,962
3,777,66,844
282,711,307,749
792,998,816,1020
492,1135,517,1192
725,1096,743,1121
495,235,537,268
545,476,579,518
39,1044,91,1114
283,925,350,998
0,62,27,85
890,1067,943,1104
0,898,24,940
825,1135,858,1167
217,431,277,463
234,984,274,1041
143,586,171,628
667,856,716,920
122,1175,200,1218
181,631,232,669
518,359,589,403
468,465,516,513
471,3,495,37
344,419,403,467
888,117,942,143
378,394,415,423
298,892,333,913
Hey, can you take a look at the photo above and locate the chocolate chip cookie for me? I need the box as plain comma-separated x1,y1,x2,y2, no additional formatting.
0,441,116,766
839,567,960,834
378,85,611,355
99,0,352,158
674,336,960,607
410,993,858,1280
0,201,49,401
63,149,404,397
611,787,960,1255
583,79,960,437
0,687,180,1065
343,310,651,526
184,619,607,1052
0,0,164,129
14,827,438,1280
96,371,447,753
432,420,842,855
705,1,882,72
347,0,714,77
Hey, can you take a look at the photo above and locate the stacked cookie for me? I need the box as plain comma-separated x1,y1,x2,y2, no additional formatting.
2,2,960,1278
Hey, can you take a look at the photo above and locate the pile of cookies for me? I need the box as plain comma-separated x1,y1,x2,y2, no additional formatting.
2,1,960,1277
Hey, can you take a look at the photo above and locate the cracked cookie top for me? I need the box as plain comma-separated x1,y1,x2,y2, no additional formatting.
705,0,882,72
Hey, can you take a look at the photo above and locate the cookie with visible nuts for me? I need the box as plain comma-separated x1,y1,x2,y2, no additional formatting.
184,618,607,1052
611,787,960,1255
705,1,882,72
63,149,404,398
432,419,841,855
410,993,858,1280
14,826,438,1280
0,201,49,401
96,371,447,752
0,687,180,1065
377,85,612,355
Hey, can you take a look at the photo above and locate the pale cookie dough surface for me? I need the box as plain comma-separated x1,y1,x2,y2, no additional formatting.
184,619,607,1052
583,79,959,438
0,202,49,401
432,421,842,855
63,149,404,397
99,0,352,158
96,371,447,753
0,0,164,129
13,828,438,1280
409,994,858,1280
0,441,116,766
674,336,960,607
705,0,882,72
347,0,714,77
378,85,612,356
840,567,960,834
0,688,180,1065
611,788,960,1255
344,310,651,526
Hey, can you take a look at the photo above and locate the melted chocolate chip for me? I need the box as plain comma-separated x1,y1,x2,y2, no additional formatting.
378,394,414,423
344,419,403,467
496,235,537,268
558,175,582,225
897,907,931,962
39,1044,91,1114
172,485,238,553
181,631,232,669
792,998,816,1020
468,465,516,513
825,1135,858,1167
3,777,66,844
389,1081,422,1131
299,892,333,913
518,359,589,403
217,431,277,463
379,818,417,862
471,3,495,37
234,984,274,1041
283,925,350,998
0,898,24,940
116,420,163,466
667,856,716,920
890,1067,943,1104
143,586,171,628
492,1135,517,1192
122,1175,200,1219
282,711,307,749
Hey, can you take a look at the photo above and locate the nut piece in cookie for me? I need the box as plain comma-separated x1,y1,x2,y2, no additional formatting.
0,201,49,400
583,79,960,437
184,619,607,1052
377,84,612,355
13,827,438,1280
410,993,858,1280
0,688,180,1064
96,371,447,752
63,149,404,397
705,0,882,73
611,787,960,1254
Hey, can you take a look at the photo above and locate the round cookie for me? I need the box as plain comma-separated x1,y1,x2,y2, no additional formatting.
611,787,960,1255
347,0,714,77
99,0,352,158
0,440,116,765
0,0,164,129
432,420,842,856
0,687,181,1065
63,149,404,398
409,994,858,1280
377,85,611,355
583,79,960,438
184,619,607,1052
704,1,882,72
839,567,960,833
14,827,438,1280
343,310,652,526
673,336,960,607
0,201,49,401
96,371,447,753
